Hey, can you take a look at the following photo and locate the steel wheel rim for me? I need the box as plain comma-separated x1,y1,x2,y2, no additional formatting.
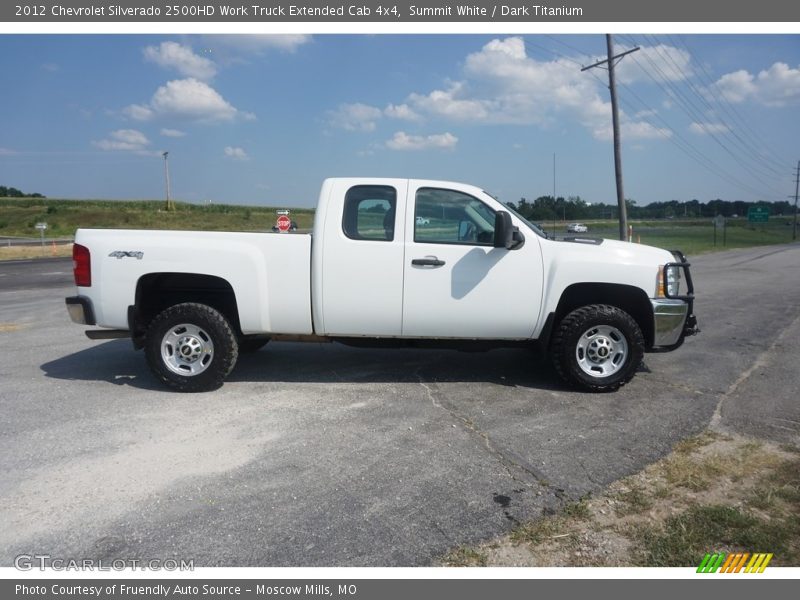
575,324,628,378
161,323,214,377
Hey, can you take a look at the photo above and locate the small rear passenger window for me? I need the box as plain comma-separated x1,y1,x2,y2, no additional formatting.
342,185,397,241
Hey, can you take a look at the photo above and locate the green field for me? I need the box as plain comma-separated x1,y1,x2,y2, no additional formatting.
545,217,797,255
0,197,316,238
1,197,796,256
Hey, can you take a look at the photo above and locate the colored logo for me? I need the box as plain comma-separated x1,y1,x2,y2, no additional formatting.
697,552,773,573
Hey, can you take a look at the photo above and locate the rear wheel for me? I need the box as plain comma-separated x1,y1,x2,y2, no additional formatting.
144,302,238,392
550,304,644,392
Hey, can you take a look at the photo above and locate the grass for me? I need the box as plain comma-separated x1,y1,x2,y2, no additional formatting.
562,217,797,255
440,547,488,567
632,505,793,567
511,514,570,546
614,485,654,516
0,244,73,260
662,454,726,492
673,430,724,455
0,197,315,239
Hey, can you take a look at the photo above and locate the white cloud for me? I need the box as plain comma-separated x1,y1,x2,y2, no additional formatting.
591,121,672,142
688,122,730,135
386,131,458,151
144,42,217,80
224,146,249,160
160,128,186,138
93,129,152,153
123,104,154,120
614,44,692,84
714,62,800,107
41,63,59,72
124,78,245,122
408,82,493,121
328,37,673,144
327,103,383,132
406,37,662,141
209,34,312,53
635,109,658,118
0,147,17,156
384,103,421,121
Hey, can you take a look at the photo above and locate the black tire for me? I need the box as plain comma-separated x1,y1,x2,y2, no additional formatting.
238,336,270,353
144,303,239,392
550,304,644,392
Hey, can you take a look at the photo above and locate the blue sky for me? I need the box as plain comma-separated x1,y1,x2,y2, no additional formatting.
1,34,799,208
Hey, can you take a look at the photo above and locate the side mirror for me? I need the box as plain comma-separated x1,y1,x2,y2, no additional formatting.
494,211,525,250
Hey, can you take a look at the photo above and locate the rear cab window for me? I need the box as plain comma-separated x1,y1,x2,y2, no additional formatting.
341,185,397,241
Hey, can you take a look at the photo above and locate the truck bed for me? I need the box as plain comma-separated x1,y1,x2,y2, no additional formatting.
74,229,313,335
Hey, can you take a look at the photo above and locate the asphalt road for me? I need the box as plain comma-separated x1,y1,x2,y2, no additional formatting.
0,245,798,566
0,257,72,290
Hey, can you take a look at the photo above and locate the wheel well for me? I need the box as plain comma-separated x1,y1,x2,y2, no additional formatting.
131,273,240,347
552,283,654,349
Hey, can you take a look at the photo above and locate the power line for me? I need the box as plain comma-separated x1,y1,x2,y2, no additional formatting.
619,34,785,198
667,34,792,173
521,35,783,202
583,64,775,200
641,33,785,179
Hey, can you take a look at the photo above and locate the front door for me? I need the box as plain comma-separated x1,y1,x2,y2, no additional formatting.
401,182,542,339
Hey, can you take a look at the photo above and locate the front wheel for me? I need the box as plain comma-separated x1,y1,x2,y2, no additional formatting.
144,303,239,392
550,304,644,392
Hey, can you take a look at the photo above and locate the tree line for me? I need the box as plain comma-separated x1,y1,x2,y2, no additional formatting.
505,196,796,222
0,185,45,198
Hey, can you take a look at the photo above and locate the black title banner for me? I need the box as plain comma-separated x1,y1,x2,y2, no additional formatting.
4,0,800,22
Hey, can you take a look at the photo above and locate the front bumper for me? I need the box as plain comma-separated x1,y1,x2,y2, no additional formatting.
651,299,690,346
65,296,96,325
651,250,699,349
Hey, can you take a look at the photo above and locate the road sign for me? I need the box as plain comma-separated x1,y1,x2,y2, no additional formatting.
748,206,769,223
35,222,47,230
276,209,290,215
713,215,725,228
276,215,291,232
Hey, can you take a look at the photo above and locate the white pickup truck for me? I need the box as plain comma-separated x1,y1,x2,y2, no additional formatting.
66,178,698,393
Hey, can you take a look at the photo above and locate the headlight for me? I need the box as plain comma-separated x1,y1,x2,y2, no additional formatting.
666,266,681,296
656,265,681,297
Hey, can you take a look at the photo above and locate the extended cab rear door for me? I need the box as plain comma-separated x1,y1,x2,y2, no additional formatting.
401,181,543,339
316,178,409,336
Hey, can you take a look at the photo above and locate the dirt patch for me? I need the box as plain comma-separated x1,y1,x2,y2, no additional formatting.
0,322,24,333
439,431,800,567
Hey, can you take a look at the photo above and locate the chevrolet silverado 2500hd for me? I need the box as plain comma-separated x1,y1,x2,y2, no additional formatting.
65,178,698,392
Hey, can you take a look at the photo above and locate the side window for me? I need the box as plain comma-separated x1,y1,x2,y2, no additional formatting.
415,187,496,245
342,185,397,241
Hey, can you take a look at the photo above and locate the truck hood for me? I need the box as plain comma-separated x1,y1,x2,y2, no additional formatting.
555,236,677,266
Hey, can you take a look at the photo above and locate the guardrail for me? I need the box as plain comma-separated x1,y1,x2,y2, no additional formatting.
0,237,74,247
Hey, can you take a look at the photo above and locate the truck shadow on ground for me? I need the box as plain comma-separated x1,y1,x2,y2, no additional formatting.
41,340,574,392
40,339,165,391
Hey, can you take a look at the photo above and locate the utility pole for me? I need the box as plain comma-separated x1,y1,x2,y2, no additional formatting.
792,160,799,241
582,35,639,241
162,151,173,211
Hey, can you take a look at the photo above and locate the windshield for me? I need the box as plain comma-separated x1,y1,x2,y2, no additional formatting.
495,198,549,239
